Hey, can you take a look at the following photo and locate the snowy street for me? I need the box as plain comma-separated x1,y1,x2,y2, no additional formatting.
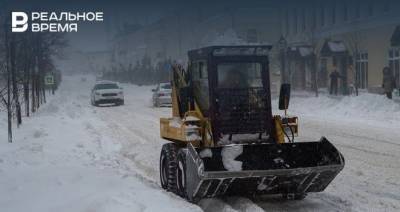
1,75,400,212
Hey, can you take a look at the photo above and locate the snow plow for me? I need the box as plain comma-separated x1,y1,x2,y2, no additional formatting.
159,45,344,203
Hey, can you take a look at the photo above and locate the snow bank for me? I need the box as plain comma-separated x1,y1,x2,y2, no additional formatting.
199,148,212,158
0,75,200,212
276,93,400,126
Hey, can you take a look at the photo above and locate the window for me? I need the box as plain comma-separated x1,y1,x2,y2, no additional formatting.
94,83,119,90
311,6,316,30
191,62,199,80
156,51,165,58
383,0,390,12
285,9,289,35
343,2,348,21
217,63,262,88
356,52,368,89
388,48,400,88
246,29,258,43
192,61,208,80
293,8,298,34
199,61,208,79
355,2,361,19
318,58,328,87
332,2,336,25
301,8,306,32
192,61,209,111
368,2,374,16
320,4,325,27
160,83,171,90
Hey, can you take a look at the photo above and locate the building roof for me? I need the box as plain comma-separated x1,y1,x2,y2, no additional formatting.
287,45,313,58
320,41,348,57
299,47,313,57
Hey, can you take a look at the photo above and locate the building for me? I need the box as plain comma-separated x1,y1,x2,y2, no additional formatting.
55,48,111,75
280,0,400,94
111,4,281,72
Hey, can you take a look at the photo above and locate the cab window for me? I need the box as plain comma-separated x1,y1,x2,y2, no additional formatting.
191,60,209,111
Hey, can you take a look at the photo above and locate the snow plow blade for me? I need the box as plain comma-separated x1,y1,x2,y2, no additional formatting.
185,137,344,202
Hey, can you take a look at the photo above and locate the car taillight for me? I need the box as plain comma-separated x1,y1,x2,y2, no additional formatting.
158,93,165,97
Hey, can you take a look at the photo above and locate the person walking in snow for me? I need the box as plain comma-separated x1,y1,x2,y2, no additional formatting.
382,67,396,99
329,66,341,95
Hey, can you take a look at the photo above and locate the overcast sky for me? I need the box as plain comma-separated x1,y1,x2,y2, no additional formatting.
4,0,280,52
4,0,183,52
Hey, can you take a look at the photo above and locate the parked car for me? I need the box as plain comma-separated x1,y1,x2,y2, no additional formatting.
91,81,124,106
152,82,172,107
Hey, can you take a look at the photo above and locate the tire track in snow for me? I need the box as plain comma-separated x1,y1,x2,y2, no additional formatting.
297,117,400,211
93,86,271,212
92,83,400,212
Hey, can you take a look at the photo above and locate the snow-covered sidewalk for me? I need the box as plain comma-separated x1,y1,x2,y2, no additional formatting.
277,91,400,128
0,75,200,212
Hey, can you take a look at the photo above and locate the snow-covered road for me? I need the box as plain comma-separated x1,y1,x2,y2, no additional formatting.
1,75,399,212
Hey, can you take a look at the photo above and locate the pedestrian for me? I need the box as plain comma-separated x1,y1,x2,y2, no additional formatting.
329,66,341,95
382,67,396,99
347,64,356,95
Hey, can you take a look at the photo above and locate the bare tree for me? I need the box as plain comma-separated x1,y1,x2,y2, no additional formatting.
345,31,364,96
0,9,67,142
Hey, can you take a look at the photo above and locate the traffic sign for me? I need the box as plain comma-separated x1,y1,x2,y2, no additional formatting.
45,74,54,85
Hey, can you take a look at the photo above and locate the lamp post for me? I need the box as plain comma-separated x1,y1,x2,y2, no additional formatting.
278,35,288,83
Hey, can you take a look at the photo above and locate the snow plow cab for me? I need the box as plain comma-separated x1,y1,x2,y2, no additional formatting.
159,45,344,203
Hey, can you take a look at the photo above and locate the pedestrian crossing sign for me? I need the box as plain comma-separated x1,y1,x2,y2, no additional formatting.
45,74,54,85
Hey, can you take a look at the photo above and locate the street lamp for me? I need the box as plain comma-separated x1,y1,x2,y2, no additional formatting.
278,35,288,83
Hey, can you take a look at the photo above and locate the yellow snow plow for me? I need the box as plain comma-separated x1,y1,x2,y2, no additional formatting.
159,45,344,203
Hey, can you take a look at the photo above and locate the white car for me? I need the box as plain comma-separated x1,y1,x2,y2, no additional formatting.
91,81,124,106
152,82,172,107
